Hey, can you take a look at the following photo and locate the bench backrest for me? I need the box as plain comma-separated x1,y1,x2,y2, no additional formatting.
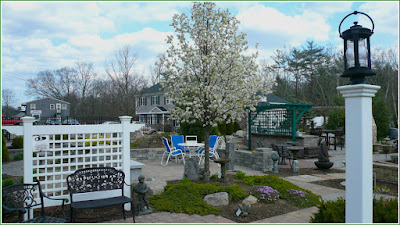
66,167,125,194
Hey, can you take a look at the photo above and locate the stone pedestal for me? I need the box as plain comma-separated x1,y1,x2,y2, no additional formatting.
338,84,380,223
130,160,146,183
225,142,235,170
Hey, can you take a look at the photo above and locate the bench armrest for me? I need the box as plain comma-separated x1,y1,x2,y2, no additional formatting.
124,181,133,187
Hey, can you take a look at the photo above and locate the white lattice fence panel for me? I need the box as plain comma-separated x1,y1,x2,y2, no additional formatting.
22,118,143,208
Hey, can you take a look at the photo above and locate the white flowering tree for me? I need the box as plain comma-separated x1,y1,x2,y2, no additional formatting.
161,2,264,182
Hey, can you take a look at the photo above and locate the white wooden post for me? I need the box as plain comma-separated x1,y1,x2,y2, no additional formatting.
337,84,380,223
22,117,35,183
119,116,132,211
22,116,35,220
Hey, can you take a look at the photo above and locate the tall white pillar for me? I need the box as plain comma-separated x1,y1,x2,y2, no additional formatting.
119,115,132,211
337,84,380,223
22,116,35,220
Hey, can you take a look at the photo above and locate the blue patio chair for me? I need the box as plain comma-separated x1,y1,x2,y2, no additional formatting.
197,135,220,165
161,137,185,166
171,135,191,157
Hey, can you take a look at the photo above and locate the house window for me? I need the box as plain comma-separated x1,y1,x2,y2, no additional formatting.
31,104,36,110
166,97,170,105
140,97,146,106
152,96,159,105
50,104,55,110
62,104,67,110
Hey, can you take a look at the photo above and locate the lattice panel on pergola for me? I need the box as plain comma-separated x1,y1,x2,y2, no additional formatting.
32,132,122,198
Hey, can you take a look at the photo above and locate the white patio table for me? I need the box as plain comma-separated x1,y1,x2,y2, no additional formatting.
178,142,204,158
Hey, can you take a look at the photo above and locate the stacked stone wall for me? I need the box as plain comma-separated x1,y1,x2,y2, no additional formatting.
233,148,273,172
131,148,164,161
373,162,398,184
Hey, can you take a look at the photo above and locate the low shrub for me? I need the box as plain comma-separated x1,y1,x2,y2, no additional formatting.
310,198,345,223
210,174,219,179
235,171,246,180
150,181,248,215
11,136,23,149
2,134,10,162
310,197,398,223
2,178,15,187
373,197,398,223
13,153,23,161
180,178,190,183
241,175,320,207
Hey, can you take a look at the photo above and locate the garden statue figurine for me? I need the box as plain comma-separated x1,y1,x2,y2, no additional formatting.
293,159,299,172
314,138,334,169
237,203,251,217
133,175,152,215
271,152,279,174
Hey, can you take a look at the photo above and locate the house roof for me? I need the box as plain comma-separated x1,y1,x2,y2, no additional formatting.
266,93,290,104
258,93,290,105
22,97,70,105
136,105,173,114
142,83,163,95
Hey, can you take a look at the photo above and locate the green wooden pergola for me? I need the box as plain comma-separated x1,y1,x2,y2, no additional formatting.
248,103,312,150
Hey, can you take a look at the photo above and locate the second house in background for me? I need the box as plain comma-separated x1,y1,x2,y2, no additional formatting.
22,97,70,120
135,83,177,131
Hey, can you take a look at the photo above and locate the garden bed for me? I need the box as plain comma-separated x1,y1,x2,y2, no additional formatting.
159,173,320,223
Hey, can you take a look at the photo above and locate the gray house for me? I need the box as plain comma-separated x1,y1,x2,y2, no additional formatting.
22,97,70,120
135,83,176,130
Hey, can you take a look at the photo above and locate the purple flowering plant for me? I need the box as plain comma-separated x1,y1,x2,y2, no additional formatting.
257,186,279,202
287,189,310,207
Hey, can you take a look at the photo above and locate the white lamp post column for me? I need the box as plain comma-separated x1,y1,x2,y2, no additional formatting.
337,84,380,223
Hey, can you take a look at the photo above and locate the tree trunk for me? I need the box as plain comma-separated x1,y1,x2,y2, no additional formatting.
203,125,210,183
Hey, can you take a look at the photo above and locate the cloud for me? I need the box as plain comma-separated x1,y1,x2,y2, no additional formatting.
300,2,353,15
97,1,191,23
359,2,399,35
2,27,173,83
237,5,331,47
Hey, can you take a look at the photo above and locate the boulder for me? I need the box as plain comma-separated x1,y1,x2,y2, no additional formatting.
242,195,258,205
131,130,144,142
145,179,167,196
204,192,229,206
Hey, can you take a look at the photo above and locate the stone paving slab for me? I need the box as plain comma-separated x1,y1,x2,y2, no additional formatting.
282,178,345,197
251,206,319,223
327,173,346,179
104,212,236,223
284,175,328,182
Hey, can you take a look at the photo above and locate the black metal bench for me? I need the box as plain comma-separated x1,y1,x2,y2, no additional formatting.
2,180,69,223
66,167,135,223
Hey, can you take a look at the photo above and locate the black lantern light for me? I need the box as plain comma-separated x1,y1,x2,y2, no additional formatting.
339,11,375,84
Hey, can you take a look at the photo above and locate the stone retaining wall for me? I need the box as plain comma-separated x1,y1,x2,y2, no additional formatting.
250,134,320,159
131,148,165,161
373,162,398,184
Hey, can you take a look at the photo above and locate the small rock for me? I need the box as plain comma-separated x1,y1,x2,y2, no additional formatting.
204,192,229,206
242,195,258,205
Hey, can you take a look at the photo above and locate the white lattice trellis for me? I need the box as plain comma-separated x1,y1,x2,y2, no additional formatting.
22,116,143,209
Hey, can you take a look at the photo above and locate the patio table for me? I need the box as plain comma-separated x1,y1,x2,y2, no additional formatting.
178,142,204,158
